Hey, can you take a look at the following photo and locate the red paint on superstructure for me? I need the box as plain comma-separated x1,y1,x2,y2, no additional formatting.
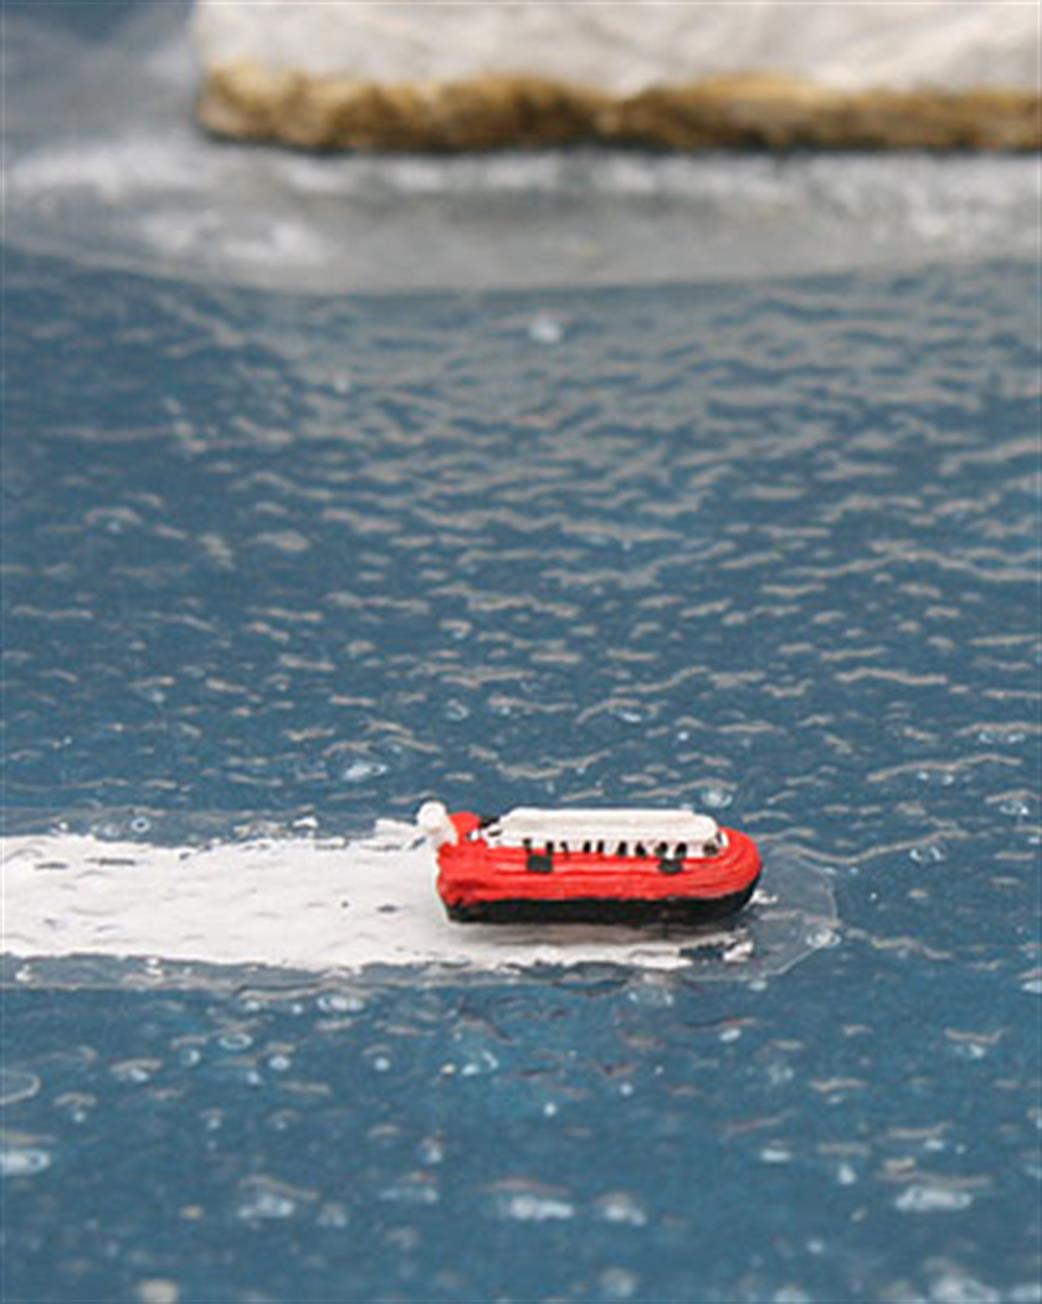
436,810,761,912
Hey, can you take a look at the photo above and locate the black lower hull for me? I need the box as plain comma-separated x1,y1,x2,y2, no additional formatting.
445,879,758,926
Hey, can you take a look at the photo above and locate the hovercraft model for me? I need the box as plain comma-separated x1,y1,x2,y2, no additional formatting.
418,803,762,925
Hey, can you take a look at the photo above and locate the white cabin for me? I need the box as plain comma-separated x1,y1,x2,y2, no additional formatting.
480,807,724,858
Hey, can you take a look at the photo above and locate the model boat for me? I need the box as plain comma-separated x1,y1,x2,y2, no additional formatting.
418,802,761,924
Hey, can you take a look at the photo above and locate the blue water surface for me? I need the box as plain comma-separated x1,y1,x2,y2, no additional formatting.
3,246,1040,1303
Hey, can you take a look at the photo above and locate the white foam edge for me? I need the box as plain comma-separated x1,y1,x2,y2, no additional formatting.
1,822,836,981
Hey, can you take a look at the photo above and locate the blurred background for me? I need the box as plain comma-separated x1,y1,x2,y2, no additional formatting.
3,5,1040,1304
4,0,1039,293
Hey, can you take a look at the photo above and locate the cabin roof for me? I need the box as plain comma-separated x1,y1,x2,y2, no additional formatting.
485,807,719,846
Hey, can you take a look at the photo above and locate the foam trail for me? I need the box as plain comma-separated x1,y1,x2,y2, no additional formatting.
2,824,836,983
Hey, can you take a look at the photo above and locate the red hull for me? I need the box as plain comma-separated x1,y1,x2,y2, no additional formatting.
436,811,761,923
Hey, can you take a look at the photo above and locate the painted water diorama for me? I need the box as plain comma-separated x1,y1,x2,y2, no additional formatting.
3,3,1038,1303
